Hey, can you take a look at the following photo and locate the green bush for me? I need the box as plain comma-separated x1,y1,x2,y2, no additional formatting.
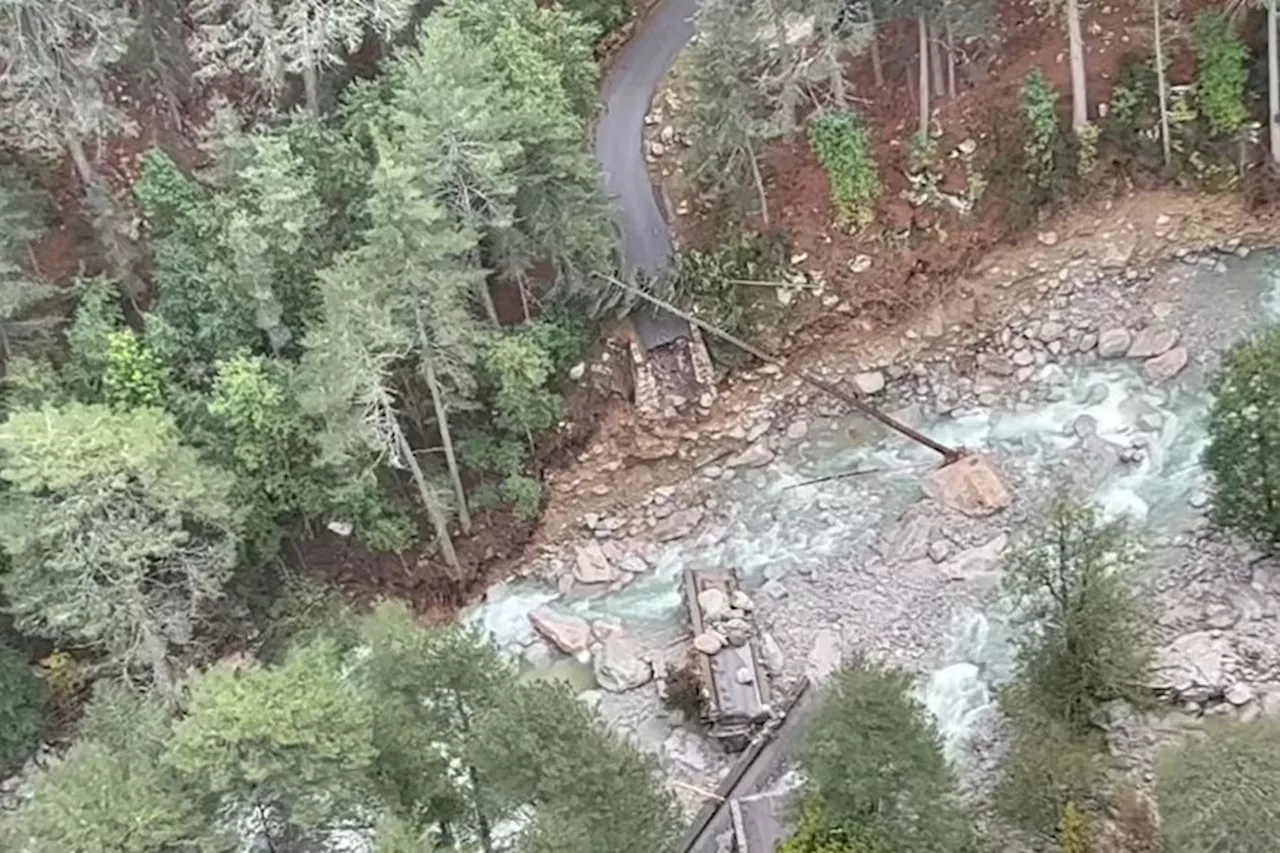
1205,328,1280,550
997,706,1104,834
1058,800,1095,853
1157,718,1280,852
1021,69,1062,190
1000,498,1151,730
779,799,897,853
1193,11,1249,139
809,111,881,230
0,643,45,771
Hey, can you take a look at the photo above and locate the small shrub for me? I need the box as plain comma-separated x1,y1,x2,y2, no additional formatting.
1076,122,1100,177
1205,327,1280,550
1193,11,1249,139
41,650,85,703
1157,718,1280,852
779,799,897,853
997,707,1105,834
0,644,44,770
661,659,706,722
666,232,790,352
1022,69,1062,190
1058,801,1094,853
808,111,881,231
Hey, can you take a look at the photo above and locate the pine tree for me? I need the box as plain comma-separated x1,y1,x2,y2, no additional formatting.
191,0,416,113
0,0,135,185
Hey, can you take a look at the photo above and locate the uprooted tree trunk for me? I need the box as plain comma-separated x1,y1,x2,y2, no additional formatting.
1065,0,1089,132
918,14,931,138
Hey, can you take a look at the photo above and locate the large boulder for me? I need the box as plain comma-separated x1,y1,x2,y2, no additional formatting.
573,541,617,585
529,608,591,656
697,588,731,621
923,455,1012,517
1150,631,1235,703
1127,327,1179,358
593,637,653,693
1143,346,1188,383
1097,328,1132,358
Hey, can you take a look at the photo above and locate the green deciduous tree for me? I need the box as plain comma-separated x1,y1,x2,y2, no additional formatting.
356,600,511,846
1,684,202,852
207,353,324,555
103,329,169,409
1000,498,1150,731
0,403,241,697
0,642,44,771
1205,328,1280,549
0,740,205,853
168,638,376,848
997,710,1105,834
472,679,682,853
795,664,975,852
1157,718,1280,852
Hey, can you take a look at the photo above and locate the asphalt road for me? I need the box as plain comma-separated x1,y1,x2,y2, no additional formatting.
596,0,701,348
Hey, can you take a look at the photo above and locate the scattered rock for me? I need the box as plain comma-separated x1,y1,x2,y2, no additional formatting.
529,608,591,655
694,630,726,655
652,506,706,542
978,353,1016,377
807,629,842,684
730,590,755,612
1077,332,1098,353
923,455,1013,517
1127,327,1179,358
1097,328,1133,358
849,254,873,274
762,579,790,600
1072,414,1099,439
1204,603,1237,630
1151,631,1234,700
726,443,775,469
760,632,786,676
786,419,809,440
1226,682,1256,706
592,618,624,642
1037,230,1059,246
927,539,953,563
1012,349,1035,367
573,541,618,584
593,637,653,693
722,618,752,647
736,666,755,685
697,588,731,621
942,533,1009,580
326,520,353,537
884,513,935,562
852,371,886,395
1143,346,1188,383
568,362,586,381
1038,320,1067,342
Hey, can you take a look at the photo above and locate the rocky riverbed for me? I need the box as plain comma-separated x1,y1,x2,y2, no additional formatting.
468,241,1280,838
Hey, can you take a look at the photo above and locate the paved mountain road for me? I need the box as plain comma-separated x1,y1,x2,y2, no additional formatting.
595,0,700,347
